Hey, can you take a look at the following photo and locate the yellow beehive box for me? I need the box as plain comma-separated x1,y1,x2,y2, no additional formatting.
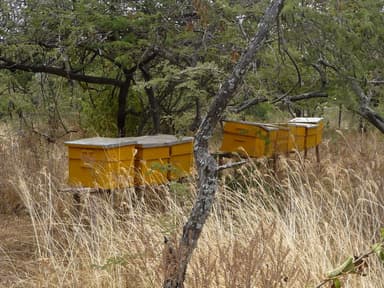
65,137,137,189
134,135,172,186
265,124,292,154
273,123,297,152
169,136,194,180
288,123,319,151
288,117,324,149
134,134,194,182
220,120,279,158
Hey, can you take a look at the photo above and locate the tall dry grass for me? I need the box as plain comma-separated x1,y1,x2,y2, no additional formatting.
0,125,384,287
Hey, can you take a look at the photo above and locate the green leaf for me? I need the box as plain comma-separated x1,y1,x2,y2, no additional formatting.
372,243,384,263
380,228,384,241
326,256,355,278
332,278,341,288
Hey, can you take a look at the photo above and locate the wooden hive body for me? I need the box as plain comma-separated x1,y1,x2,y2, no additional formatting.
220,120,279,157
288,117,324,150
65,137,136,189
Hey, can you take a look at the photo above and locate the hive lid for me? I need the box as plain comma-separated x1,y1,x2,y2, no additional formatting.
288,123,318,128
223,120,279,131
135,134,193,148
288,117,323,124
64,137,137,148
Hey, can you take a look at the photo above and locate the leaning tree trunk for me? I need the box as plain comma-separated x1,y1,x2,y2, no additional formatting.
162,1,286,287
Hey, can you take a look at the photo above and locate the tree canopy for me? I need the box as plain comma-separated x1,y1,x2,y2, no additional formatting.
0,0,383,136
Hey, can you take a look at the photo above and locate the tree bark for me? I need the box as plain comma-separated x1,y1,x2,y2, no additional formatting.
162,1,285,287
140,66,161,134
117,78,132,137
189,98,202,132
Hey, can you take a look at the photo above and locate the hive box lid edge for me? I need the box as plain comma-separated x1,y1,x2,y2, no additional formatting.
287,123,318,128
223,120,279,131
135,134,193,148
65,137,137,148
288,117,324,123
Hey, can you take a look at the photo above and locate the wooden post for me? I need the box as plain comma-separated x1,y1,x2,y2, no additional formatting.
304,127,308,159
273,153,278,172
316,145,320,163
338,104,342,129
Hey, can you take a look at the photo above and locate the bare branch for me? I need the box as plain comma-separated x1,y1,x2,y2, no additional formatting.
318,58,339,73
0,56,123,86
288,91,328,102
228,96,268,113
368,80,384,85
217,159,249,171
230,90,327,113
311,63,327,88
238,16,249,42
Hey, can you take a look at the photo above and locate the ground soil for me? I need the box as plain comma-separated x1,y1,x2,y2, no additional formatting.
0,214,35,287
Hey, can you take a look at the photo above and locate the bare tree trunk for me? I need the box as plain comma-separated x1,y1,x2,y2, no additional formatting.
162,1,285,287
117,78,132,137
140,65,161,134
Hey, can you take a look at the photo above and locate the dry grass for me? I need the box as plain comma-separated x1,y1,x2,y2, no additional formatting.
0,125,384,287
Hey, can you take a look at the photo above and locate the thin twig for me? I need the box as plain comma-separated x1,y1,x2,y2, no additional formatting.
217,159,249,171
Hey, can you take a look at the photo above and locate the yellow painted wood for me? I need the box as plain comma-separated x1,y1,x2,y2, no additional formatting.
68,159,135,189
135,148,170,185
288,117,324,148
66,134,194,188
134,158,170,186
171,141,193,156
169,140,194,180
289,124,306,151
220,118,324,159
68,145,134,161
223,121,272,136
65,137,136,189
134,135,194,183
273,126,291,154
287,123,321,151
220,121,278,158
136,146,170,160
134,135,173,185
